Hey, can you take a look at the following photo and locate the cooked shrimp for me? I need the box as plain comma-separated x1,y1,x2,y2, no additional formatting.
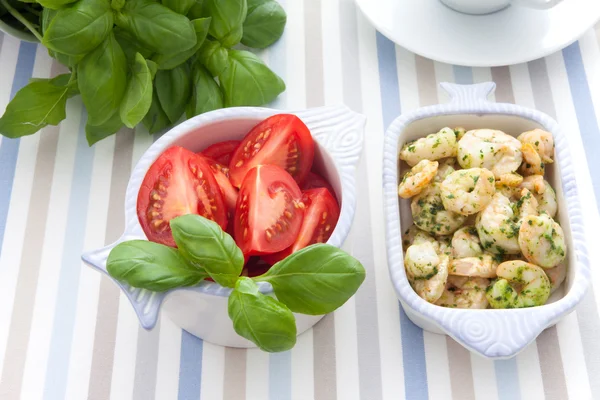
519,214,566,268
451,226,482,258
440,168,496,216
476,193,522,255
435,158,457,182
405,242,439,279
411,255,449,303
517,128,554,164
520,143,545,176
436,276,490,309
515,188,539,220
457,129,523,177
487,260,551,308
400,127,458,166
497,172,523,188
520,175,545,194
398,160,439,199
402,225,451,254
532,180,557,218
545,263,567,294
411,183,467,236
454,127,467,141
450,253,498,278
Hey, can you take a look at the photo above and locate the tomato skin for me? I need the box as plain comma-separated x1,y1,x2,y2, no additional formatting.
234,165,305,256
229,114,315,188
201,140,241,165
137,146,228,247
263,188,340,264
301,171,335,194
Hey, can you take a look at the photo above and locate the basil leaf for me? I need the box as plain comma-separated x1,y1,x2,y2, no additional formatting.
219,49,285,107
162,0,196,15
228,277,296,352
198,39,229,77
43,0,114,56
143,89,171,134
155,64,192,124
85,112,124,146
241,0,286,49
78,33,128,126
202,0,247,47
0,74,74,138
41,8,82,67
152,17,211,70
187,0,203,19
115,0,197,56
255,244,366,315
170,214,243,288
107,240,208,292
37,0,78,9
120,53,153,129
188,62,223,118
114,27,154,62
147,59,158,79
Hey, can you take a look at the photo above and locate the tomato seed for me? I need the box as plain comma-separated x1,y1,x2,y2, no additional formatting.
322,211,328,220
254,143,261,149
236,160,244,167
244,228,248,239
325,225,331,231
265,229,273,241
284,211,292,219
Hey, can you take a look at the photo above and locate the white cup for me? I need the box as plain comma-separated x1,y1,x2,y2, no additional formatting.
440,0,562,15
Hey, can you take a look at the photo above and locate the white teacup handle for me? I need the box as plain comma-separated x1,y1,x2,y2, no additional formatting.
512,0,561,9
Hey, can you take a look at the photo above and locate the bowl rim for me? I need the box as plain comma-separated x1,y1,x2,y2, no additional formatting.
82,105,366,329
0,19,39,43
382,82,591,358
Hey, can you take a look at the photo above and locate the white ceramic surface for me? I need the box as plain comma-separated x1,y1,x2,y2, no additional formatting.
382,82,590,359
82,105,366,348
440,0,561,15
355,0,600,67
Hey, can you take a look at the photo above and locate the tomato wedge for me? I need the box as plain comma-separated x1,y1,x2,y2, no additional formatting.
234,164,305,256
263,188,340,264
301,171,335,194
229,114,314,188
201,140,240,165
199,155,238,214
137,146,227,247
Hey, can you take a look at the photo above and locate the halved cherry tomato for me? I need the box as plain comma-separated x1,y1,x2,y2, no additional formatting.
199,155,238,215
229,114,314,188
234,164,305,256
137,146,227,247
301,171,335,194
263,188,340,264
201,140,241,165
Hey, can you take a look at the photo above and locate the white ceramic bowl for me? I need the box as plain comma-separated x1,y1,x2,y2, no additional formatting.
383,82,590,359
0,19,38,43
82,105,365,348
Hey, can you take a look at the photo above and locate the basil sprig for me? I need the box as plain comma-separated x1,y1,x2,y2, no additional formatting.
106,214,366,352
0,0,287,145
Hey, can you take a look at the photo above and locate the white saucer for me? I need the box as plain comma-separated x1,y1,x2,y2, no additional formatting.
355,0,600,67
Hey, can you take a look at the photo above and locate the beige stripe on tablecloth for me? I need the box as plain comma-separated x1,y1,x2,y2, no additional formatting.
223,348,247,399
87,130,135,400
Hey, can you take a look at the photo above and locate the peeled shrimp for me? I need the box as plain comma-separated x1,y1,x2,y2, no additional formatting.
450,253,498,278
411,183,467,236
440,168,496,216
400,127,458,167
454,127,467,141
476,191,536,255
535,180,557,218
435,158,457,182
487,260,551,308
520,175,545,194
457,129,523,177
398,160,439,199
435,276,490,309
405,242,440,279
520,143,545,176
517,128,554,164
519,214,566,268
545,263,567,294
402,225,451,256
411,255,450,303
451,226,482,258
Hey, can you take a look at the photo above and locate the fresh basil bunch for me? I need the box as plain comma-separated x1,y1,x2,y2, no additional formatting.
0,0,287,145
107,214,366,352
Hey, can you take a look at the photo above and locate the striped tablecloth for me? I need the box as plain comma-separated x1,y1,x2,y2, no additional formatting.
1,1,600,399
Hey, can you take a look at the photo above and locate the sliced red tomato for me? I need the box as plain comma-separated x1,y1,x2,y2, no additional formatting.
201,140,241,165
234,164,305,256
263,188,340,264
229,114,315,188
242,257,272,277
137,146,228,247
301,171,335,194
199,155,238,215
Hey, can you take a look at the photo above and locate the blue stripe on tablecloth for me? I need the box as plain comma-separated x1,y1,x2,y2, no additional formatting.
0,41,36,257
178,330,203,400
43,110,94,400
562,42,600,205
270,351,291,400
453,65,473,84
376,31,428,400
495,359,521,400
